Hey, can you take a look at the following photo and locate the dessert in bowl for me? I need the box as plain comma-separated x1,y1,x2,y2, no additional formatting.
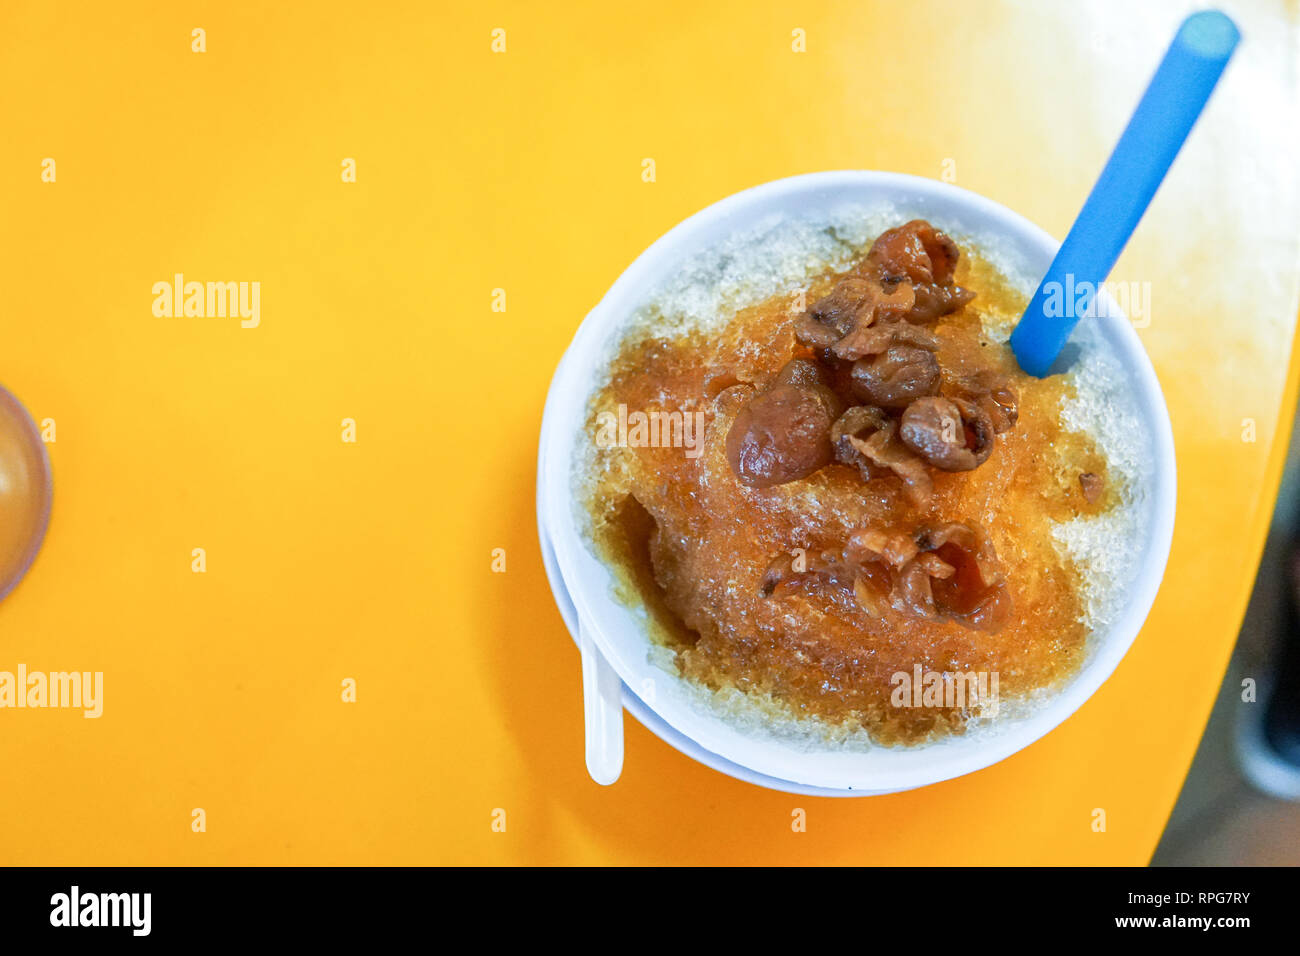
538,171,1175,793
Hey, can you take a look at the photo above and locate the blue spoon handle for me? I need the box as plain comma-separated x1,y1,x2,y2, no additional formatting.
1009,10,1240,377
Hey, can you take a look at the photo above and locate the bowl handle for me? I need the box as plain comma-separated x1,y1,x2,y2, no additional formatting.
580,621,624,785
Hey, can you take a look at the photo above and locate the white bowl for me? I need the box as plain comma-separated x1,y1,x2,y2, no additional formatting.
537,171,1177,795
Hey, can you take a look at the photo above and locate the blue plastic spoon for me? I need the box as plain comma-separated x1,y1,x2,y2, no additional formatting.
1010,10,1240,377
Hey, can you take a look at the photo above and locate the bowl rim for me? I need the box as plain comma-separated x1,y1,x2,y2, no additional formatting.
537,170,1178,793
537,508,880,796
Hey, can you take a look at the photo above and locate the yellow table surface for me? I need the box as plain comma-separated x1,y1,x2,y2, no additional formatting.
1,0,1298,865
